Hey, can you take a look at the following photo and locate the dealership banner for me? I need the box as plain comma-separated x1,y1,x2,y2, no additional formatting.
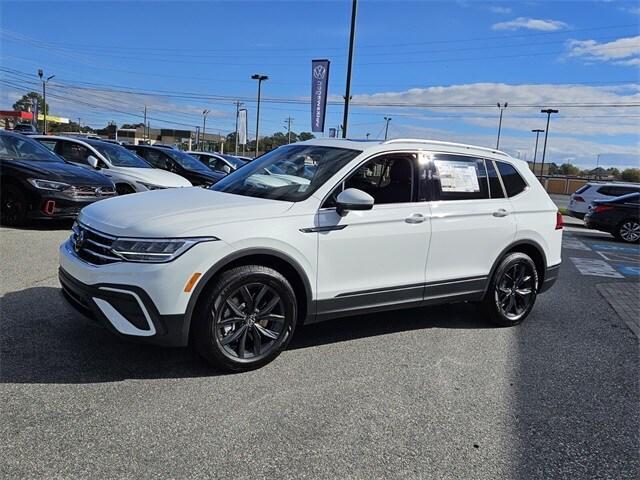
311,59,330,132
238,108,248,145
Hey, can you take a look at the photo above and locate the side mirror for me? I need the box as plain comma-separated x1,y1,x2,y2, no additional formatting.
336,188,374,217
87,155,100,169
222,165,231,174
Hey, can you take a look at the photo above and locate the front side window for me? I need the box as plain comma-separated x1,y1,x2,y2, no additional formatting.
165,149,213,173
0,134,64,162
90,142,151,168
58,141,92,165
431,155,489,201
212,145,361,202
496,161,528,197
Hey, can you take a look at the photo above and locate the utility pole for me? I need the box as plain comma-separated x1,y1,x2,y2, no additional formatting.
384,116,392,140
366,132,370,140
496,102,508,149
342,0,358,138
77,118,81,133
540,109,559,180
234,101,243,155
284,116,293,144
596,154,601,180
531,129,544,176
202,109,210,151
251,74,268,157
38,69,55,134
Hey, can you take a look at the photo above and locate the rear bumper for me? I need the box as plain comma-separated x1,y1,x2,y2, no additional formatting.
584,216,613,233
567,209,585,220
539,263,561,293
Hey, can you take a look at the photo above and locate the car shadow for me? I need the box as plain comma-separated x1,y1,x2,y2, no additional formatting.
0,286,492,384
0,219,75,231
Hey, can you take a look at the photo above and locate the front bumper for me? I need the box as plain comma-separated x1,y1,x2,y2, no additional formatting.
27,193,111,220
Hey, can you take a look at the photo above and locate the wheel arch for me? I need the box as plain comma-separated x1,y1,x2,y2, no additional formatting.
483,240,548,296
183,248,314,344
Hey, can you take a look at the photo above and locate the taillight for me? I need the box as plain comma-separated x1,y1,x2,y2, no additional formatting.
555,211,563,230
593,205,614,214
573,195,585,203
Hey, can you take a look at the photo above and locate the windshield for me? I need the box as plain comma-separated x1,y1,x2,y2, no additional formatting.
165,149,214,173
89,141,152,168
211,145,361,201
0,133,64,163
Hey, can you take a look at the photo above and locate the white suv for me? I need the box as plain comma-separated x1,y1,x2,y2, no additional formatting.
568,182,640,219
58,139,562,371
34,136,192,194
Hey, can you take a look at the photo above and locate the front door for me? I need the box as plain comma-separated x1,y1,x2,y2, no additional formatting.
315,152,431,319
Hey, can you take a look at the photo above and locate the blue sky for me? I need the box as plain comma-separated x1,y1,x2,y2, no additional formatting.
1,0,639,168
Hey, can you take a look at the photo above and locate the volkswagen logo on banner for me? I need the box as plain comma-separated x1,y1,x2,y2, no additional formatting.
311,59,330,133
313,65,326,80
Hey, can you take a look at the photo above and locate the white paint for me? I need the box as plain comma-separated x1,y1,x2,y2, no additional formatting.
570,257,624,278
562,237,591,251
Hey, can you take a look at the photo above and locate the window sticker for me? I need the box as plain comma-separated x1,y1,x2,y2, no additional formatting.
435,160,480,192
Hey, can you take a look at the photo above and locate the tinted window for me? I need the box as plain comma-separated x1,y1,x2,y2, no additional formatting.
496,161,527,197
57,141,92,165
89,141,151,168
574,184,590,194
598,186,639,197
486,160,505,199
0,134,63,162
432,155,489,201
164,149,213,173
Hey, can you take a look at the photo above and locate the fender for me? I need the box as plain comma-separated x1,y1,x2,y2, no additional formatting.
180,247,315,344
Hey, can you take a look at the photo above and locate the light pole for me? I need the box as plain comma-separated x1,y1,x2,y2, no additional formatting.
234,101,243,155
596,154,601,180
496,102,508,149
366,132,370,140
202,109,210,151
342,0,358,138
531,129,544,176
251,74,268,157
384,116,392,140
38,69,55,134
540,108,559,180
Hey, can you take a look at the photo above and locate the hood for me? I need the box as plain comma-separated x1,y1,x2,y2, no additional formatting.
7,160,113,186
78,187,293,237
107,167,192,187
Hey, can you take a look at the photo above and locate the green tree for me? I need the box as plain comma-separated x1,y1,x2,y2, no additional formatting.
606,167,620,179
558,163,580,176
298,132,315,141
621,168,640,183
13,91,48,115
547,163,559,175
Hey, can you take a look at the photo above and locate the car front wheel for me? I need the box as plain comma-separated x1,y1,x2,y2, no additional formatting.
1,184,27,227
194,265,297,372
616,219,640,243
482,252,539,327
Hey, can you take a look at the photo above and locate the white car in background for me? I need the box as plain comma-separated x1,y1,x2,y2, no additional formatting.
34,135,192,195
568,182,640,219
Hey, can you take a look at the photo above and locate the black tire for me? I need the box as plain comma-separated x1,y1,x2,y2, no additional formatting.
615,219,640,243
193,265,297,372
1,184,28,227
115,183,136,195
482,252,539,327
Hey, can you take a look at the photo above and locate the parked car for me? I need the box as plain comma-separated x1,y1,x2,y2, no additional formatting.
33,136,192,195
187,151,247,175
125,144,223,186
0,130,115,226
568,182,640,219
12,123,40,135
59,138,562,372
584,192,640,243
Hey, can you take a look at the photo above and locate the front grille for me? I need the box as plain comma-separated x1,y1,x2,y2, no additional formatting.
69,185,117,199
71,223,121,265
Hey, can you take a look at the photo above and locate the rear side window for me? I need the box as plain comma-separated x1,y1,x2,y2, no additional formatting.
496,161,527,197
574,184,590,194
598,186,640,197
431,155,489,201
486,160,505,199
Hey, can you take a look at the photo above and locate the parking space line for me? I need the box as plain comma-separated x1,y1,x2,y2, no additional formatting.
570,257,624,278
562,237,591,251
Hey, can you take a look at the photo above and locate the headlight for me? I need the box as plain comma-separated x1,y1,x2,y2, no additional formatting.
110,237,218,263
137,182,166,191
28,179,71,191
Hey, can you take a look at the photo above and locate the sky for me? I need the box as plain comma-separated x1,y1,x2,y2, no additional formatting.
1,0,639,169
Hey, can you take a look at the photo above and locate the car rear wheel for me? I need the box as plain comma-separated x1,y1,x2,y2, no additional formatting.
1,185,27,227
194,265,297,372
482,252,538,327
615,219,640,243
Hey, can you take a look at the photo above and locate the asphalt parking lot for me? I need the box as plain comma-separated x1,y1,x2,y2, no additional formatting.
1,222,638,479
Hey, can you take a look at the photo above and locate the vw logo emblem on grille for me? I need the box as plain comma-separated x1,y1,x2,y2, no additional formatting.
94,187,104,197
74,230,85,253
313,65,326,80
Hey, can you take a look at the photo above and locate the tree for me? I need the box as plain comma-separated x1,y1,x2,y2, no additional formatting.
547,163,559,175
298,132,315,141
606,167,620,179
558,163,580,176
13,92,48,115
621,168,640,183
121,123,145,129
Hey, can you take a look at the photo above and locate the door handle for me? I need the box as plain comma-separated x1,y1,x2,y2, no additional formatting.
492,209,510,217
405,213,426,224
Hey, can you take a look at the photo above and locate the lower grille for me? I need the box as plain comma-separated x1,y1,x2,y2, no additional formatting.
71,223,121,265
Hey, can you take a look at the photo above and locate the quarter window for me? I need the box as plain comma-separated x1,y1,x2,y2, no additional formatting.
496,161,527,197
431,155,489,201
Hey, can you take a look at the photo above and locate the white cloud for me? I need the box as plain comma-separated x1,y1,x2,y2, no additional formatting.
489,6,512,14
491,17,568,31
566,35,640,66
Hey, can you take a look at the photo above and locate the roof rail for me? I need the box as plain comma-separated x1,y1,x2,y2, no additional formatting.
382,138,510,158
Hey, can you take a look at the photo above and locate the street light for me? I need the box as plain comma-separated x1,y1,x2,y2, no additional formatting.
540,108,559,180
251,74,268,157
384,116,392,140
202,109,210,151
342,0,358,138
531,129,544,176
496,102,508,149
38,69,55,134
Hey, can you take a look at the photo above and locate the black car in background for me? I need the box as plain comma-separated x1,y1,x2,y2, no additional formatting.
584,192,640,243
187,151,247,175
125,145,224,186
0,130,116,226
12,123,40,135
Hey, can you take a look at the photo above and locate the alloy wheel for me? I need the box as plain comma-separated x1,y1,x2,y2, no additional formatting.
215,282,287,360
495,262,536,321
620,221,640,243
